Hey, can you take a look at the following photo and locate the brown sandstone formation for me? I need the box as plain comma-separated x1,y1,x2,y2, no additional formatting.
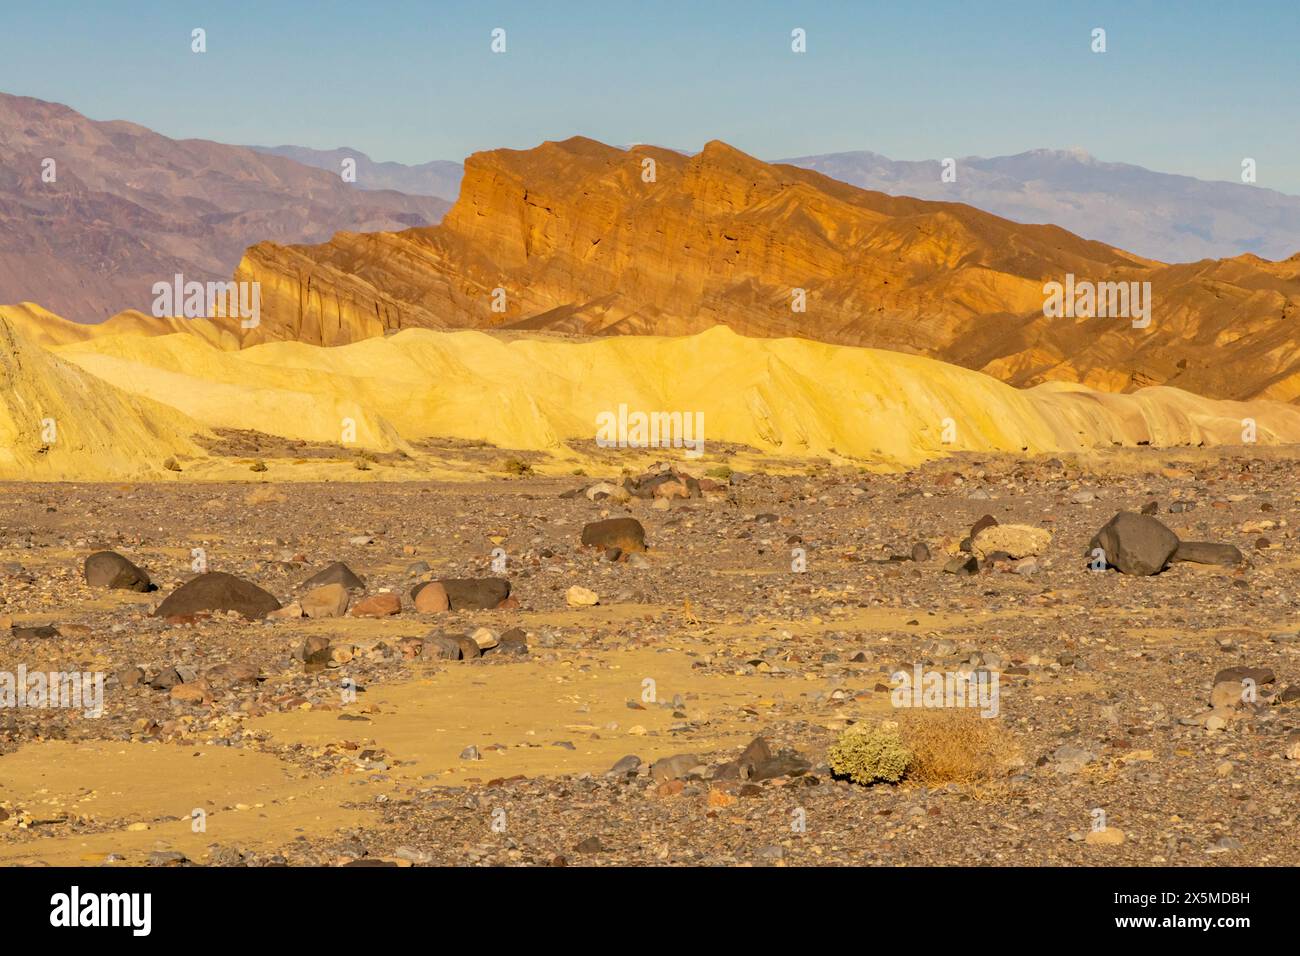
232,136,1300,401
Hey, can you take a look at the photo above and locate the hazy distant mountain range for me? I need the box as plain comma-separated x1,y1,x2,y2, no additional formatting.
247,142,1300,263
778,148,1300,263
0,93,449,321
3,87,1299,328
249,145,464,202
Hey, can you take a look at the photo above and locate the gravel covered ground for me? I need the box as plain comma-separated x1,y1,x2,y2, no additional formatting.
1,447,1298,866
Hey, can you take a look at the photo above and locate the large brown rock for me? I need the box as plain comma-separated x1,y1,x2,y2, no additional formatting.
418,578,511,611
1213,666,1274,687
84,551,152,592
302,583,350,618
1089,512,1179,576
413,581,450,613
581,518,647,553
153,572,281,621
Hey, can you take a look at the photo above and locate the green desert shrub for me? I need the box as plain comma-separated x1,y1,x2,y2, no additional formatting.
830,714,1018,790
828,723,911,785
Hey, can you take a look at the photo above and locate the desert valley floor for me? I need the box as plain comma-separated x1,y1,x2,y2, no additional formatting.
1,446,1298,867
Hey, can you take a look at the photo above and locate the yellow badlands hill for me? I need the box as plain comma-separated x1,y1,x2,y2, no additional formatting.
4,304,1299,481
1,302,236,350
0,310,206,480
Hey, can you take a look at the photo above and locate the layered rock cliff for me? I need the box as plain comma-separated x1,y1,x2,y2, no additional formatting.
233,137,1300,401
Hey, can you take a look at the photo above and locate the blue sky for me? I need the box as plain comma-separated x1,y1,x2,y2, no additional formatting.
4,0,1299,191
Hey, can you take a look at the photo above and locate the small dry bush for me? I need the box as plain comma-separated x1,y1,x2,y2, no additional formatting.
896,710,1019,788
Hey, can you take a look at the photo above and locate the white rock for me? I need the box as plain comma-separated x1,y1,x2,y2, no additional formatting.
566,586,599,607
971,524,1052,560
585,482,630,502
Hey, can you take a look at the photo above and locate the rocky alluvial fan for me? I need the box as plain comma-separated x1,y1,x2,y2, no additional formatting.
231,136,1300,402
5,456,1295,866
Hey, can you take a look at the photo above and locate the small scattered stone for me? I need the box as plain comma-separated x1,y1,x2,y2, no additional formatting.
351,592,400,617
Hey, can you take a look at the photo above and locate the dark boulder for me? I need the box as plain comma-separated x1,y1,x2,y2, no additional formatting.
301,561,366,591
1213,666,1274,687
581,517,647,553
153,572,281,621
414,578,511,611
84,551,153,592
486,626,530,656
1089,512,1179,575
